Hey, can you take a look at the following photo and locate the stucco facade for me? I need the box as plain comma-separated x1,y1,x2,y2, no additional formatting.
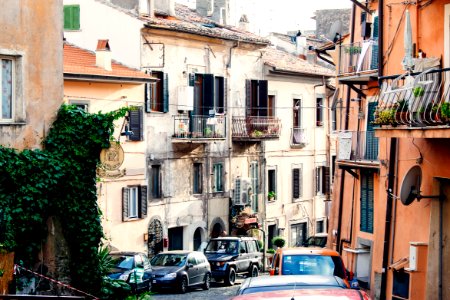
0,0,63,149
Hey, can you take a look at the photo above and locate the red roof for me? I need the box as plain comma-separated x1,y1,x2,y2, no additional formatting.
64,42,154,81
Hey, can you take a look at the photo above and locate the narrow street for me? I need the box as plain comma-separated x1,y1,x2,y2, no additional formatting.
150,276,252,300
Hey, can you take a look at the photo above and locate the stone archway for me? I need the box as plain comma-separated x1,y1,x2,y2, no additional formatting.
148,219,163,259
193,227,202,251
210,217,226,238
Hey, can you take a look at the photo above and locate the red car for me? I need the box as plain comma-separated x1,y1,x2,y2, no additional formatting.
230,288,371,300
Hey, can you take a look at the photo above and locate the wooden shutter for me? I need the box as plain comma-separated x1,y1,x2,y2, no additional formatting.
64,5,80,30
293,168,300,199
203,74,215,116
315,167,320,194
245,80,251,117
129,107,143,141
371,16,379,70
122,187,130,221
163,73,169,113
139,185,148,218
145,71,151,113
323,166,330,196
258,80,269,117
360,171,374,233
223,78,227,113
372,16,379,39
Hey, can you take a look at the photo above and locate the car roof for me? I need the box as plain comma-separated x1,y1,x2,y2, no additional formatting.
275,247,340,256
210,236,256,241
231,288,369,300
155,250,200,255
241,275,345,289
109,251,145,256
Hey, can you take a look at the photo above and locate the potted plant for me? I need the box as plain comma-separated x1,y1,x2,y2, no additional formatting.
413,86,425,98
268,191,276,201
439,102,450,123
251,130,263,138
372,109,396,126
272,236,286,249
395,99,409,122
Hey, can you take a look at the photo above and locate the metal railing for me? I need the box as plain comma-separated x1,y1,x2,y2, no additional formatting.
232,116,281,139
173,115,226,139
338,131,378,161
375,67,450,127
290,127,308,147
338,40,378,75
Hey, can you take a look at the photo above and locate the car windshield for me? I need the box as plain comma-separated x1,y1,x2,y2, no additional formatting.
150,254,187,267
241,285,341,295
205,240,239,254
110,255,134,270
281,255,345,278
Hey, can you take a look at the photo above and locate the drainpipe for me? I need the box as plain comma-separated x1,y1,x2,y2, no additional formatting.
336,2,356,254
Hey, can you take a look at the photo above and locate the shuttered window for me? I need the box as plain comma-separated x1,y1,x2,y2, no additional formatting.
128,107,143,141
150,165,162,199
193,163,203,194
245,80,269,117
122,185,147,221
292,168,302,199
315,166,330,196
360,171,374,233
145,71,168,113
213,163,223,192
250,161,259,212
316,98,323,126
63,5,80,30
190,74,225,116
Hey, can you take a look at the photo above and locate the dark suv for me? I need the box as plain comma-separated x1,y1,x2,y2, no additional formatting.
204,237,262,286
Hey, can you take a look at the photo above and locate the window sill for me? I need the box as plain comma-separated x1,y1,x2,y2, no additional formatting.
0,121,27,126
123,217,144,222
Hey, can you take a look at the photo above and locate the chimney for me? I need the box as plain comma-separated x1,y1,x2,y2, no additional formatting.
155,0,175,16
139,0,154,17
306,50,317,64
239,14,249,31
95,40,112,71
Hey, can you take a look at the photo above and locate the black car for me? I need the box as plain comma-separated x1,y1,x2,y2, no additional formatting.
150,251,211,294
236,275,348,295
204,237,262,286
108,251,152,292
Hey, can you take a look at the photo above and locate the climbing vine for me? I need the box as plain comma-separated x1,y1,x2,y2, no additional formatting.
0,104,127,295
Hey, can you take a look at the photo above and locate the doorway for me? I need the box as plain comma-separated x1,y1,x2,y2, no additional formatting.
168,226,184,250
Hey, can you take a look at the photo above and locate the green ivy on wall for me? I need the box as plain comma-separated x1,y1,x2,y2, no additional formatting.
0,104,127,295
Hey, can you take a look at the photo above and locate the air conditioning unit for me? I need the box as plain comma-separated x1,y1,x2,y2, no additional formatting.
177,86,193,111
232,177,252,206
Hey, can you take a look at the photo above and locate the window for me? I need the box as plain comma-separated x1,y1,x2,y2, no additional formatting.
150,165,162,199
268,95,276,117
63,5,80,30
213,163,224,192
316,97,323,126
291,222,307,247
193,163,203,194
122,185,147,221
245,80,268,117
268,168,277,201
128,106,144,141
316,220,325,233
360,171,374,233
145,71,168,113
293,99,301,128
292,167,302,199
69,100,89,112
250,161,259,211
190,74,226,116
315,166,330,196
1,58,13,121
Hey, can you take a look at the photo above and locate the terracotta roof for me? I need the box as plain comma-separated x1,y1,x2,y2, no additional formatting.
142,3,269,45
64,42,154,82
263,47,335,77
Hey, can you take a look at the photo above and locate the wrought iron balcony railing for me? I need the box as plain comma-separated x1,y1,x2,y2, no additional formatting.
374,67,450,127
232,116,281,139
173,115,226,139
338,40,379,75
291,127,308,147
337,131,378,162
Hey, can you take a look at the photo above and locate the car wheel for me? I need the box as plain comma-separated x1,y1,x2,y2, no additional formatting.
224,268,236,286
179,276,188,294
202,273,211,290
248,265,259,277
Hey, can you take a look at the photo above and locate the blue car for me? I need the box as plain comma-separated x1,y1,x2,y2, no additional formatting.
150,251,211,294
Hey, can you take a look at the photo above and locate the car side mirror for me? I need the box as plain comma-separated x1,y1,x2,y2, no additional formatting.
187,263,194,268
136,262,144,268
240,249,246,254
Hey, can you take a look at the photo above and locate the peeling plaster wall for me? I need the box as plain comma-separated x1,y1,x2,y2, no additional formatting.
0,0,63,150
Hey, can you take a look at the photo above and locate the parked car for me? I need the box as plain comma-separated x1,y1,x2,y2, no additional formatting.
204,236,262,286
150,250,211,294
231,288,371,300
108,251,152,292
237,275,347,295
269,247,353,288
298,233,328,248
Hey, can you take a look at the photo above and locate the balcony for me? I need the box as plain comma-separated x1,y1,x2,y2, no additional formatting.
337,131,379,169
232,116,281,140
172,115,226,141
338,40,378,83
374,67,450,139
290,127,308,148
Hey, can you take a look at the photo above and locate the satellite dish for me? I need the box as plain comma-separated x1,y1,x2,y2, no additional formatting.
326,20,343,42
399,165,422,205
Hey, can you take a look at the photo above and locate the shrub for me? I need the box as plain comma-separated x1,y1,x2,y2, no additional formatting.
272,236,286,248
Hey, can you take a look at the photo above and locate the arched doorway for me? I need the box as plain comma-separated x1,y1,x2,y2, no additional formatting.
193,227,202,251
148,219,163,259
211,222,223,238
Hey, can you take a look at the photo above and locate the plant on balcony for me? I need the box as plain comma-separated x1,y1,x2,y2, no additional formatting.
344,46,362,55
251,130,263,138
268,191,276,201
372,109,396,126
439,102,450,123
413,86,425,98
204,127,213,138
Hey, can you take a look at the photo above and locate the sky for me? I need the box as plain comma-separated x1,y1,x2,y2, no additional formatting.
176,0,352,35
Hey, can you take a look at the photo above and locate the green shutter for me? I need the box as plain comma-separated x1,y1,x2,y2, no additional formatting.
372,16,379,39
122,188,130,221
129,107,143,141
360,171,374,233
163,73,169,113
139,185,148,218
63,5,80,30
